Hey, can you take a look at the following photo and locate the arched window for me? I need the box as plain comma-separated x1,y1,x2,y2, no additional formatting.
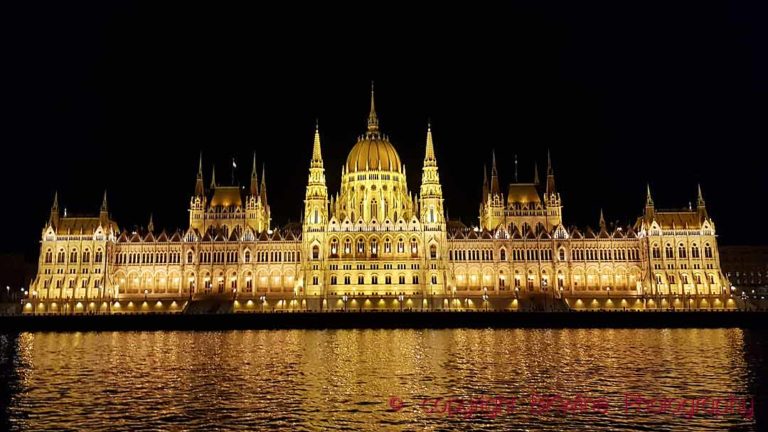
691,244,700,258
371,239,378,257
330,239,339,256
187,250,194,264
652,244,661,259
410,239,418,257
500,248,507,261
344,238,352,255
665,244,673,259
384,238,391,254
45,249,53,264
70,249,78,263
356,239,365,254
429,207,435,223
313,209,319,224
244,250,251,263
95,249,103,263
678,243,687,258
371,199,378,220
397,239,405,254
82,249,90,263
312,245,320,260
704,243,713,259
430,244,437,260
558,248,565,261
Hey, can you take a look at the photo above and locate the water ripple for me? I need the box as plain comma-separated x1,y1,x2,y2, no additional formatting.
0,329,762,431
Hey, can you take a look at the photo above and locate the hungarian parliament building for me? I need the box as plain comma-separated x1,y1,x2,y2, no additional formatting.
28,89,733,313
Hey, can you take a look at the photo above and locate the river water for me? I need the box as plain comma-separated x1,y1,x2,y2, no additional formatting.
0,329,765,431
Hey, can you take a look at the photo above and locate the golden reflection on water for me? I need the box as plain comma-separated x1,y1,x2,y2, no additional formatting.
0,329,759,431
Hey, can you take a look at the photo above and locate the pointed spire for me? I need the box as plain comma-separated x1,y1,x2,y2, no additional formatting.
311,119,324,168
49,191,60,225
260,163,268,205
599,209,606,230
148,214,154,232
250,152,259,196
545,150,556,196
696,183,707,219
367,81,379,133
646,183,654,207
424,121,436,165
490,150,500,197
99,189,109,224
210,165,217,189
533,162,540,185
101,190,108,212
195,152,205,196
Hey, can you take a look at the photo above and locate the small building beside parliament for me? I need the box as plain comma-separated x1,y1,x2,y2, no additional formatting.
28,88,734,313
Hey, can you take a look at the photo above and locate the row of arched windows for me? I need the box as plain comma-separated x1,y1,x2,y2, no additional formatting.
327,237,420,259
447,246,643,263
652,243,713,260
654,272,717,286
328,274,421,285
449,249,495,261
45,248,103,265
570,248,640,261
116,251,181,265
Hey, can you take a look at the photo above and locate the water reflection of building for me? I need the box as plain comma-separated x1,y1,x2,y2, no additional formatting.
27,87,734,314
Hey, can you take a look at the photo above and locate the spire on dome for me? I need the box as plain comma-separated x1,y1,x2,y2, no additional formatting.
367,81,379,133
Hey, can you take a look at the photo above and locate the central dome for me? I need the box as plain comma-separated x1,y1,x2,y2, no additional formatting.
346,136,401,173
345,83,402,173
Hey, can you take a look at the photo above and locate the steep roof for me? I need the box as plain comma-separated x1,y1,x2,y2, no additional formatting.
506,183,542,205
209,186,243,208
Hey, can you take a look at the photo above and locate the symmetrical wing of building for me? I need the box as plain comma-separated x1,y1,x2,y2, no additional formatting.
29,88,734,313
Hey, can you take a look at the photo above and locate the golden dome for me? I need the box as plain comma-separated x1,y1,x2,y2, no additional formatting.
346,136,401,173
345,82,402,173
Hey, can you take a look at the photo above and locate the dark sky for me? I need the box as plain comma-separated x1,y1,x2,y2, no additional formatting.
2,2,767,260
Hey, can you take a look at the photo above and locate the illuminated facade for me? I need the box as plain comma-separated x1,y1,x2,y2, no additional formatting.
28,88,733,313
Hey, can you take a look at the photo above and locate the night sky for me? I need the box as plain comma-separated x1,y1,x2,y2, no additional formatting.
2,2,767,260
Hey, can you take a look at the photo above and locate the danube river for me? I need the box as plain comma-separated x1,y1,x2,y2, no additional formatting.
0,329,765,431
